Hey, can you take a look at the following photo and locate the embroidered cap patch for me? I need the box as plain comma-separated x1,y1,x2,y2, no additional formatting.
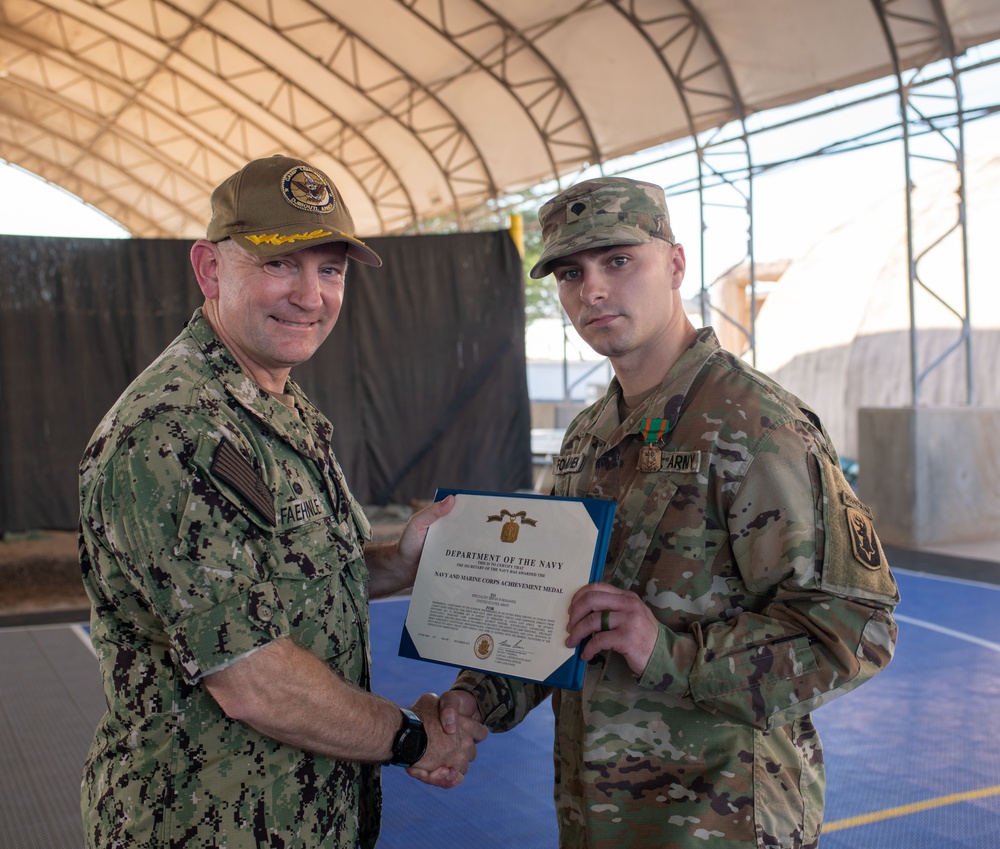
282,165,337,214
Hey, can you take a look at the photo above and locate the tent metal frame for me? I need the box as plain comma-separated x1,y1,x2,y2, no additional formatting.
594,0,987,402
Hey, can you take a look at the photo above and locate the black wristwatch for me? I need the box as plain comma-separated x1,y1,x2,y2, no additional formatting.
386,708,427,767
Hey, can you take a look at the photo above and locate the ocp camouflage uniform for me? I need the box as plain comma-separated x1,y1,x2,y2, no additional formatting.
79,308,378,849
454,327,899,849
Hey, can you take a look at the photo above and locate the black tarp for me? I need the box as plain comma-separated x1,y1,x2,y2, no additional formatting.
0,230,532,533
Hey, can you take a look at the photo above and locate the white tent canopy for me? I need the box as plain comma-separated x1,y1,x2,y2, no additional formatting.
1,0,999,238
754,147,1000,458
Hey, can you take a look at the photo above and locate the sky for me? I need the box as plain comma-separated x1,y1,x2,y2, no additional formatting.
0,164,130,239
2,42,997,363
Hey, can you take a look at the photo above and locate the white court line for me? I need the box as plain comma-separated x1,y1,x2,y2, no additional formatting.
894,613,1000,654
892,568,1000,651
893,566,1000,591
72,622,98,657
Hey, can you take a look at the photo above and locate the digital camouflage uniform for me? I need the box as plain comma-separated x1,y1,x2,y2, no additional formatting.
454,327,899,849
79,308,378,849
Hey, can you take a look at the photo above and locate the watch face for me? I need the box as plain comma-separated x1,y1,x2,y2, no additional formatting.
391,710,427,766
396,725,428,765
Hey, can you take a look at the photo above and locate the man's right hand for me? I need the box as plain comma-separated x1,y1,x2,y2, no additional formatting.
406,692,486,789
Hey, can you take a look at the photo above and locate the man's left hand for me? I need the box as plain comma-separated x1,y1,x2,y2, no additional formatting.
565,583,659,676
368,495,456,598
396,495,455,570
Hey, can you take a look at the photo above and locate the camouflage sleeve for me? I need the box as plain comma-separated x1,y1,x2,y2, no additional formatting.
451,670,552,733
638,419,899,731
94,416,288,683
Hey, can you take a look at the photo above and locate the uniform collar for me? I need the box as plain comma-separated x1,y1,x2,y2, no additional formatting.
185,308,333,459
585,326,722,450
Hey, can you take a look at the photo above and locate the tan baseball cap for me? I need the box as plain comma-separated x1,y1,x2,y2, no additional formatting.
529,176,674,279
206,155,382,267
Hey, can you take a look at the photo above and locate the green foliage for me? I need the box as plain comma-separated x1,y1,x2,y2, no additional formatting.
520,214,561,326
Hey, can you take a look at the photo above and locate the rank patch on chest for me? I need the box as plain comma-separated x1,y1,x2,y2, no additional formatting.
552,453,584,475
660,450,701,473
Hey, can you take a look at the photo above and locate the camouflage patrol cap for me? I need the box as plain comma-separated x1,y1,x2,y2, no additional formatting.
206,154,382,266
529,176,675,279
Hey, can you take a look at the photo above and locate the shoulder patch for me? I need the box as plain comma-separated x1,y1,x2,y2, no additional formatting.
552,453,584,475
819,464,898,605
843,492,882,570
211,437,276,526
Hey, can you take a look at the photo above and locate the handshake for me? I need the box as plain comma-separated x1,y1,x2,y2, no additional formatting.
388,581,658,789
399,690,487,789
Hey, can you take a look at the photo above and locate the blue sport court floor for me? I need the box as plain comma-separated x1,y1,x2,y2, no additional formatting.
2,549,999,847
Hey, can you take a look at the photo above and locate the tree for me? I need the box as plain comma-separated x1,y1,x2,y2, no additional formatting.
519,211,562,326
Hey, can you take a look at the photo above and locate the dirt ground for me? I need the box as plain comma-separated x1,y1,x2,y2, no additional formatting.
0,506,416,620
0,529,87,616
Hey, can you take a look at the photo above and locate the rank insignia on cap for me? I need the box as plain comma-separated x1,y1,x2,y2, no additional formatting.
282,165,336,213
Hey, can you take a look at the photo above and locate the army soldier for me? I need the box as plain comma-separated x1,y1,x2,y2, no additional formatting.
78,155,485,849
432,177,899,848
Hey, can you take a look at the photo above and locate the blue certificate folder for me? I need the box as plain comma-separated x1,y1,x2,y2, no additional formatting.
398,488,616,691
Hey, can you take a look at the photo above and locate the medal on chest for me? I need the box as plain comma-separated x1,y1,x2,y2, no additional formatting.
638,443,662,473
638,417,671,472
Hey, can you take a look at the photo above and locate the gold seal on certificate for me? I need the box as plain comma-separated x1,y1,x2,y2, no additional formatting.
399,489,615,690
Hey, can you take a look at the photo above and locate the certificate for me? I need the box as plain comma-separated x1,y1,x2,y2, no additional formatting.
399,488,615,691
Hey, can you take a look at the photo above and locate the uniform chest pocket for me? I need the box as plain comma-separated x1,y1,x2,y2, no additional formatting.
271,511,365,581
605,474,682,587
174,435,276,576
270,453,371,582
